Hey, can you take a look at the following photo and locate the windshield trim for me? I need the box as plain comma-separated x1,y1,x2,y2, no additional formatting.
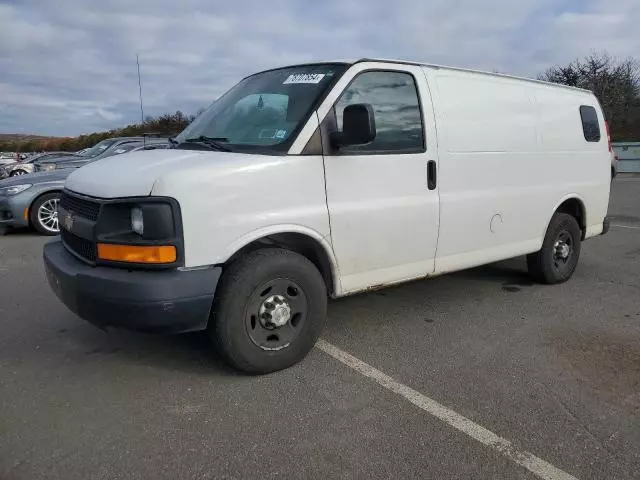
175,63,350,156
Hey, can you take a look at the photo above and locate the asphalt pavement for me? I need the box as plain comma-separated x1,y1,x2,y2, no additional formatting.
1,177,639,480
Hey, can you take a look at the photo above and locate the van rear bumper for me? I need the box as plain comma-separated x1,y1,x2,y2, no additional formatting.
43,240,220,333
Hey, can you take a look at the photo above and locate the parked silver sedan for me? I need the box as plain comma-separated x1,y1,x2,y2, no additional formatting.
0,169,72,235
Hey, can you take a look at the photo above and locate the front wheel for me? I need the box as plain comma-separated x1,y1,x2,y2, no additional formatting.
30,192,61,235
211,248,327,374
10,169,28,177
527,213,581,284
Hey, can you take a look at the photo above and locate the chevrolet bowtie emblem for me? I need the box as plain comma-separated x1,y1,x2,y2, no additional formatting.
64,212,74,231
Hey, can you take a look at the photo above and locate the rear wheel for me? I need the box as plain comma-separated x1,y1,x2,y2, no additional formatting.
527,213,581,284
211,248,327,374
10,169,28,177
30,192,61,235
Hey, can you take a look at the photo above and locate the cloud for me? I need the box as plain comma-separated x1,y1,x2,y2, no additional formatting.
0,0,638,136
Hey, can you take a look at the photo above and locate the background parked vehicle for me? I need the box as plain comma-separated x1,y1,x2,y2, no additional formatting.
35,138,170,172
0,169,69,235
0,140,171,235
1,152,76,178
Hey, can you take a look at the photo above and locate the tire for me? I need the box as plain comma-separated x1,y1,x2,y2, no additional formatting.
211,248,327,374
10,169,28,177
527,213,581,284
30,192,61,235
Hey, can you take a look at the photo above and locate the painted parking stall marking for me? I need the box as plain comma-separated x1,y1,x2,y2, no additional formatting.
316,340,579,480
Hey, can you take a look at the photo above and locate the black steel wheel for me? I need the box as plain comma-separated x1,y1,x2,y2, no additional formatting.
211,248,327,374
245,278,309,351
527,213,581,284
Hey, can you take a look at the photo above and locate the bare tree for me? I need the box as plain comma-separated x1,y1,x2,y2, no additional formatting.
539,52,640,141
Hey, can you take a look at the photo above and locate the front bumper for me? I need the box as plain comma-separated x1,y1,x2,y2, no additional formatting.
0,195,29,228
43,240,221,333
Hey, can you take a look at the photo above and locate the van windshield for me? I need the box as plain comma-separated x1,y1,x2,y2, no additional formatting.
175,63,348,153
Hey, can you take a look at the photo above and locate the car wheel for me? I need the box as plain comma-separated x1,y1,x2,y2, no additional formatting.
30,192,61,235
527,213,581,284
211,248,327,374
10,169,28,177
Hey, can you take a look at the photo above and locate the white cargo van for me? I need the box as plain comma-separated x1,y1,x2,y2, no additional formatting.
44,59,611,373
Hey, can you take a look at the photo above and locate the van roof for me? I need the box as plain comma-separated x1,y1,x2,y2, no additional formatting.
271,58,592,94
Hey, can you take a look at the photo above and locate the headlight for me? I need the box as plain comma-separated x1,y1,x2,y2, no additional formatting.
100,202,175,240
0,184,32,196
131,207,144,235
42,164,57,171
95,200,180,266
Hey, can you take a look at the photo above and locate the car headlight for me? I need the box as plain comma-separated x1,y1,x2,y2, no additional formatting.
131,207,144,236
42,164,57,171
0,184,32,196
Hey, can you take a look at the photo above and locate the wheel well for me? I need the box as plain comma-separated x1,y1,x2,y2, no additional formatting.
556,198,586,239
28,190,61,225
227,233,335,295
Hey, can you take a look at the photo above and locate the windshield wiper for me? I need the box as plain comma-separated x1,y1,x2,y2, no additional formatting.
182,136,231,152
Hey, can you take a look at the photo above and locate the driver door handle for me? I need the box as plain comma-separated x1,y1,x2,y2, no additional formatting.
427,160,437,190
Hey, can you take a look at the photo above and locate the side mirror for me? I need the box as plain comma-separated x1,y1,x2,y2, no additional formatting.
332,103,376,148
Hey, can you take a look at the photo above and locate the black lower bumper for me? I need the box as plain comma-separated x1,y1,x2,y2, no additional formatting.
43,240,221,333
602,216,611,235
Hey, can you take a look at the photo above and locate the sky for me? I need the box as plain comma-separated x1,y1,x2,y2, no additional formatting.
1,0,639,137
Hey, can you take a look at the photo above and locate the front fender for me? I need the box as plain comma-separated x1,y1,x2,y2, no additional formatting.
150,153,332,274
221,224,341,292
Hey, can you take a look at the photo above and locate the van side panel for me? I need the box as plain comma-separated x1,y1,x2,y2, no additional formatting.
532,86,610,238
425,67,609,274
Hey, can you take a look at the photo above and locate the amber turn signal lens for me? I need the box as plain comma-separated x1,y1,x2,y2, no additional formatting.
97,244,177,264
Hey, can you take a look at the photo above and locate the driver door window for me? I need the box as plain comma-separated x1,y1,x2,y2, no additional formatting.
333,71,425,154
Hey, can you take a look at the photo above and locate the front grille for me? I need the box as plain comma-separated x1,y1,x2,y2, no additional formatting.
60,191,100,221
61,228,96,262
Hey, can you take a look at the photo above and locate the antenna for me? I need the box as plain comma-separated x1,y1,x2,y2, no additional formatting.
136,54,145,146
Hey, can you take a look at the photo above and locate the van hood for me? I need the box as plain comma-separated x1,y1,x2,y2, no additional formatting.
65,149,211,198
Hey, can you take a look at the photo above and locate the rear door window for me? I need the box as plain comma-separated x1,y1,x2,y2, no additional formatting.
579,106,601,142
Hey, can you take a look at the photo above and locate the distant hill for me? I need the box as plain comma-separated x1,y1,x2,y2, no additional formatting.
0,134,60,142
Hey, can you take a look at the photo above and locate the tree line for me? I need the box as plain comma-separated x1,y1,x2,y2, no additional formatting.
1,52,638,154
0,110,196,153
538,52,639,142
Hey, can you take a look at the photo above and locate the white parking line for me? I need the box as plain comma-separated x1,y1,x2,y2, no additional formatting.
316,340,578,480
612,224,640,230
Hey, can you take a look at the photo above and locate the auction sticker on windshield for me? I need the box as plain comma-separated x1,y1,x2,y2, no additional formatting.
283,73,325,84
